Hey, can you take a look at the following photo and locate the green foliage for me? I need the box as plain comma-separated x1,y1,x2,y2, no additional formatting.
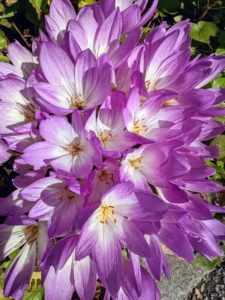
190,21,219,43
212,77,225,88
0,1,19,19
23,289,44,300
0,253,44,300
0,248,21,296
157,0,180,14
0,29,7,49
22,272,44,300
78,0,96,8
215,48,225,55
194,245,225,271
206,160,225,180
210,135,225,160
29,0,48,18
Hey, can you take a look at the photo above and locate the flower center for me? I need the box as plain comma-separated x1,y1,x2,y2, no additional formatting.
59,185,75,201
23,225,39,244
99,130,113,143
18,103,36,121
163,99,179,107
99,204,116,224
128,156,143,169
99,170,115,185
131,119,148,135
64,143,82,156
70,94,85,110
145,79,159,92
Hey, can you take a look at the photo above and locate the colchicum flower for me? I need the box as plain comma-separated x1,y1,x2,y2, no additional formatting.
0,0,225,299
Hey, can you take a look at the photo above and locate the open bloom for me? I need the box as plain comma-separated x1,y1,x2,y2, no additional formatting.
120,142,173,190
75,182,167,297
23,111,101,178
43,233,96,300
0,217,48,300
85,92,138,157
33,42,112,115
0,78,39,134
99,0,159,35
21,173,84,238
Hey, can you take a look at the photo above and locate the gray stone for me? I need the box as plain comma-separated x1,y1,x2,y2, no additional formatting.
155,255,208,300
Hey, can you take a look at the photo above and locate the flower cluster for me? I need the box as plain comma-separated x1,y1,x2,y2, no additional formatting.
1,0,225,299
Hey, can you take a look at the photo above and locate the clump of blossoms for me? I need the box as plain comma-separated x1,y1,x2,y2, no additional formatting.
1,0,225,299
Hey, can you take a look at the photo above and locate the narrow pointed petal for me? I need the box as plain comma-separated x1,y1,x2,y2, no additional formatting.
74,256,96,300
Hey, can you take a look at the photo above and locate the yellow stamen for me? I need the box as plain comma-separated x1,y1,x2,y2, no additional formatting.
18,103,36,121
128,156,143,169
131,119,148,135
70,93,85,110
64,143,82,157
23,225,39,244
99,130,113,143
99,204,117,225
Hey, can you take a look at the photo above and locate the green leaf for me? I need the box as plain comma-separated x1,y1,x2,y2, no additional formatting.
0,18,11,28
194,252,222,271
174,15,183,22
0,11,14,19
210,135,225,159
78,0,96,8
29,0,47,11
206,160,224,180
0,261,11,269
0,30,7,49
212,78,225,88
216,48,225,55
0,55,9,62
0,0,19,19
28,272,42,291
157,0,180,14
190,21,219,43
23,289,44,300
0,273,4,289
0,4,5,12
8,248,20,261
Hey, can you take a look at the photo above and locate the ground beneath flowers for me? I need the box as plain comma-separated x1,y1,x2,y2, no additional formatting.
186,258,225,300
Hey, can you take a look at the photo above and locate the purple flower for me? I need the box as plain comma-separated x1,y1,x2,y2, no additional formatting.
75,182,167,297
0,78,39,134
21,173,85,238
23,111,101,178
33,42,112,115
0,140,12,163
85,92,138,157
43,234,96,300
0,217,48,300
99,0,159,35
0,40,39,80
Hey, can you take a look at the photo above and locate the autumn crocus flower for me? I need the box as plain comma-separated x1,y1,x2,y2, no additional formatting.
21,173,84,238
0,217,48,300
23,111,101,178
33,42,112,115
75,182,168,297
